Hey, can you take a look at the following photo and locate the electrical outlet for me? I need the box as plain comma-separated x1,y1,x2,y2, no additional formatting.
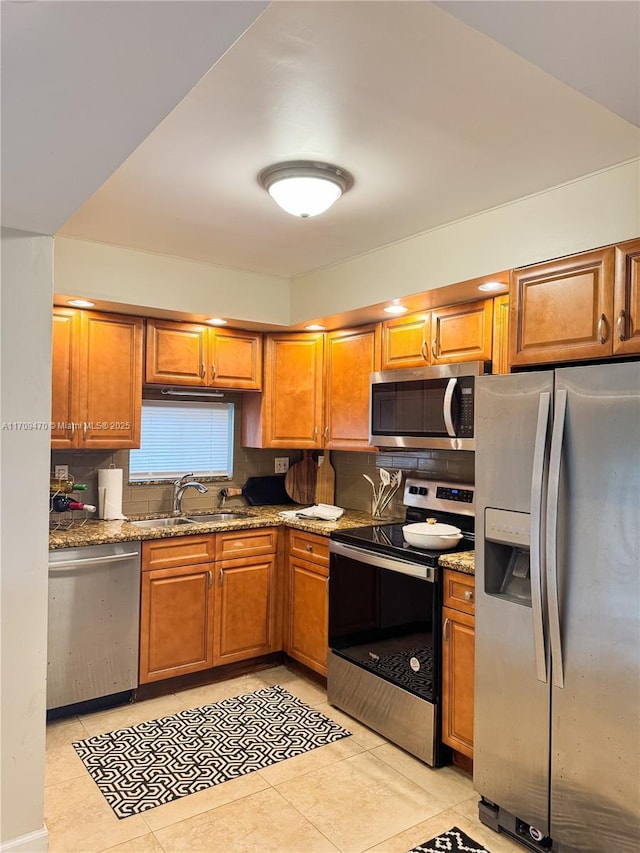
54,465,69,478
274,457,289,474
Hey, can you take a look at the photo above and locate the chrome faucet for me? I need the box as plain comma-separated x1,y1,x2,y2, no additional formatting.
172,473,208,514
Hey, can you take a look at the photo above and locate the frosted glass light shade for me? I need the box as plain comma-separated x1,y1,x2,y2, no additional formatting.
268,177,342,217
259,161,353,218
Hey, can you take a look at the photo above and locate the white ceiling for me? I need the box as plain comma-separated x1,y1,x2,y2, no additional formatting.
4,1,639,280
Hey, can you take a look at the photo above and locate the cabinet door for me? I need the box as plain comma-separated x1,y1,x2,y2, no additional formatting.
264,333,324,448
210,327,263,390
79,312,143,448
442,604,475,759
214,554,277,664
324,324,381,450
51,308,79,448
380,313,431,370
510,248,615,366
145,319,208,386
288,556,328,676
613,238,640,356
491,294,510,375
139,563,215,683
431,299,493,364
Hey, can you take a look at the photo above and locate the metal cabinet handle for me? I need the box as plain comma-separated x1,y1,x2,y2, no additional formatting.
443,617,450,642
200,362,205,379
306,543,313,553
313,425,318,442
431,337,437,360
597,314,608,345
211,363,216,381
70,421,75,436
617,310,627,342
421,341,428,362
218,567,223,587
463,590,473,601
208,570,213,589
323,426,329,442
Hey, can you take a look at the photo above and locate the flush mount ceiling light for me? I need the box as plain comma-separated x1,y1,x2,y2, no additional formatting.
206,317,228,326
305,323,326,331
258,161,354,218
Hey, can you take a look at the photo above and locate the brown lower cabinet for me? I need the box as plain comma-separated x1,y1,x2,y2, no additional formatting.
286,530,329,676
441,569,475,760
139,530,279,684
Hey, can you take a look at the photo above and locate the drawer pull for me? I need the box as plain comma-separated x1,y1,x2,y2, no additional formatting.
617,310,627,342
218,567,224,587
597,314,608,345
306,544,313,552
443,617,450,641
464,590,474,601
421,341,428,362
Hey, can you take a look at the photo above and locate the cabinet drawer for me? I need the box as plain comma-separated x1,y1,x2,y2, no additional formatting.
443,569,475,615
215,527,278,560
289,530,329,566
142,534,215,571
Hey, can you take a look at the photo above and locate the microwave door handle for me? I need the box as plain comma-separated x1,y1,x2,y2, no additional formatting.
530,391,550,684
546,388,567,689
443,378,457,437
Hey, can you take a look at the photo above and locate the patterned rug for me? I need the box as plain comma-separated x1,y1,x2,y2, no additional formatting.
72,685,351,818
408,826,491,852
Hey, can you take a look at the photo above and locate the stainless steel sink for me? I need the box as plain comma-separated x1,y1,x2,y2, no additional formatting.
186,512,251,522
128,517,194,528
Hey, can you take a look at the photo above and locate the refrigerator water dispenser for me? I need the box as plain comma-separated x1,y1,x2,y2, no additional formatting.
484,508,532,605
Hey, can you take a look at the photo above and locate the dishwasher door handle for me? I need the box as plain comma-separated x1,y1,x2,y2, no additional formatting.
48,551,140,569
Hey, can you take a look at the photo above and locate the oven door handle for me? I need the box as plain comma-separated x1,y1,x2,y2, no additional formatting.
443,378,457,438
330,541,436,581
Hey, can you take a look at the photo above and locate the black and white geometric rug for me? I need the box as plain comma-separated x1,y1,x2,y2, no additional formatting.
407,826,491,852
72,685,351,818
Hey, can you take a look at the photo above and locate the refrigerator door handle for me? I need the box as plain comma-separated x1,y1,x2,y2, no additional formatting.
546,388,567,689
530,391,550,683
443,378,457,437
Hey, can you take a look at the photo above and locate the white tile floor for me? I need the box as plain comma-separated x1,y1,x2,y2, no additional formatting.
44,665,523,853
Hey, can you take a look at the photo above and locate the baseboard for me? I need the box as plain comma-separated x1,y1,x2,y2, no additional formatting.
0,826,48,852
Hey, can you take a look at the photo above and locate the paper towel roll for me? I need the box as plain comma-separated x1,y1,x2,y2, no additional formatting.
98,468,126,519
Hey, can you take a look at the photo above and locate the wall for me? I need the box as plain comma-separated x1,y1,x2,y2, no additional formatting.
291,159,640,323
54,237,291,327
1,229,52,851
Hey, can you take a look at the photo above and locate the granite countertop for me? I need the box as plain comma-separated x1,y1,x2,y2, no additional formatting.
48,505,383,550
438,550,475,576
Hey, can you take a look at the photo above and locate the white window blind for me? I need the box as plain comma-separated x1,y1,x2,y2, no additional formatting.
129,399,234,480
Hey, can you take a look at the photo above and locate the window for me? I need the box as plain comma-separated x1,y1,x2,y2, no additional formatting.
129,399,234,480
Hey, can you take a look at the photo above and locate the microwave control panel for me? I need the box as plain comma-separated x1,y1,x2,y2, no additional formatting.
458,377,475,437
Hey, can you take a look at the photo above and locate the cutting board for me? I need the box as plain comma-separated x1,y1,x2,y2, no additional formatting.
315,452,336,504
284,451,317,504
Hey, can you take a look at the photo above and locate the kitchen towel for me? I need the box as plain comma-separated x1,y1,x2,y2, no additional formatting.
279,503,345,521
97,468,126,519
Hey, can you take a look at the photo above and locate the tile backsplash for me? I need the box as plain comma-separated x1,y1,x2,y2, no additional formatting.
51,444,474,518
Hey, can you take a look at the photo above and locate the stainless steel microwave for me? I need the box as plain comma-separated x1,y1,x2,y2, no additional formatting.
369,361,490,450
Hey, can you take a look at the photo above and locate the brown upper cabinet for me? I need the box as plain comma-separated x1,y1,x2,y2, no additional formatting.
145,319,263,390
51,308,143,449
381,299,493,370
242,325,381,450
613,238,640,357
509,245,638,366
323,324,381,451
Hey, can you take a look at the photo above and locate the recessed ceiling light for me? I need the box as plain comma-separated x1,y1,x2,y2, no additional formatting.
206,318,228,326
305,324,326,331
478,281,507,293
383,301,409,315
67,299,95,308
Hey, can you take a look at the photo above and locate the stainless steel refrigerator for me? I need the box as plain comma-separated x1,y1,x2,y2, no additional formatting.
474,361,640,853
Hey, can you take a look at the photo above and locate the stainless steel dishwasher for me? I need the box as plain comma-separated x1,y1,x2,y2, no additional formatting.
47,541,141,711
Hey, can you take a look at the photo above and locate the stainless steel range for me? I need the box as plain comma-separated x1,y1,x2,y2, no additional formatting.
328,476,474,767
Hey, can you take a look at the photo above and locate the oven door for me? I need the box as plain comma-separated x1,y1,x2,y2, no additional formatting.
328,541,444,765
328,542,439,702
